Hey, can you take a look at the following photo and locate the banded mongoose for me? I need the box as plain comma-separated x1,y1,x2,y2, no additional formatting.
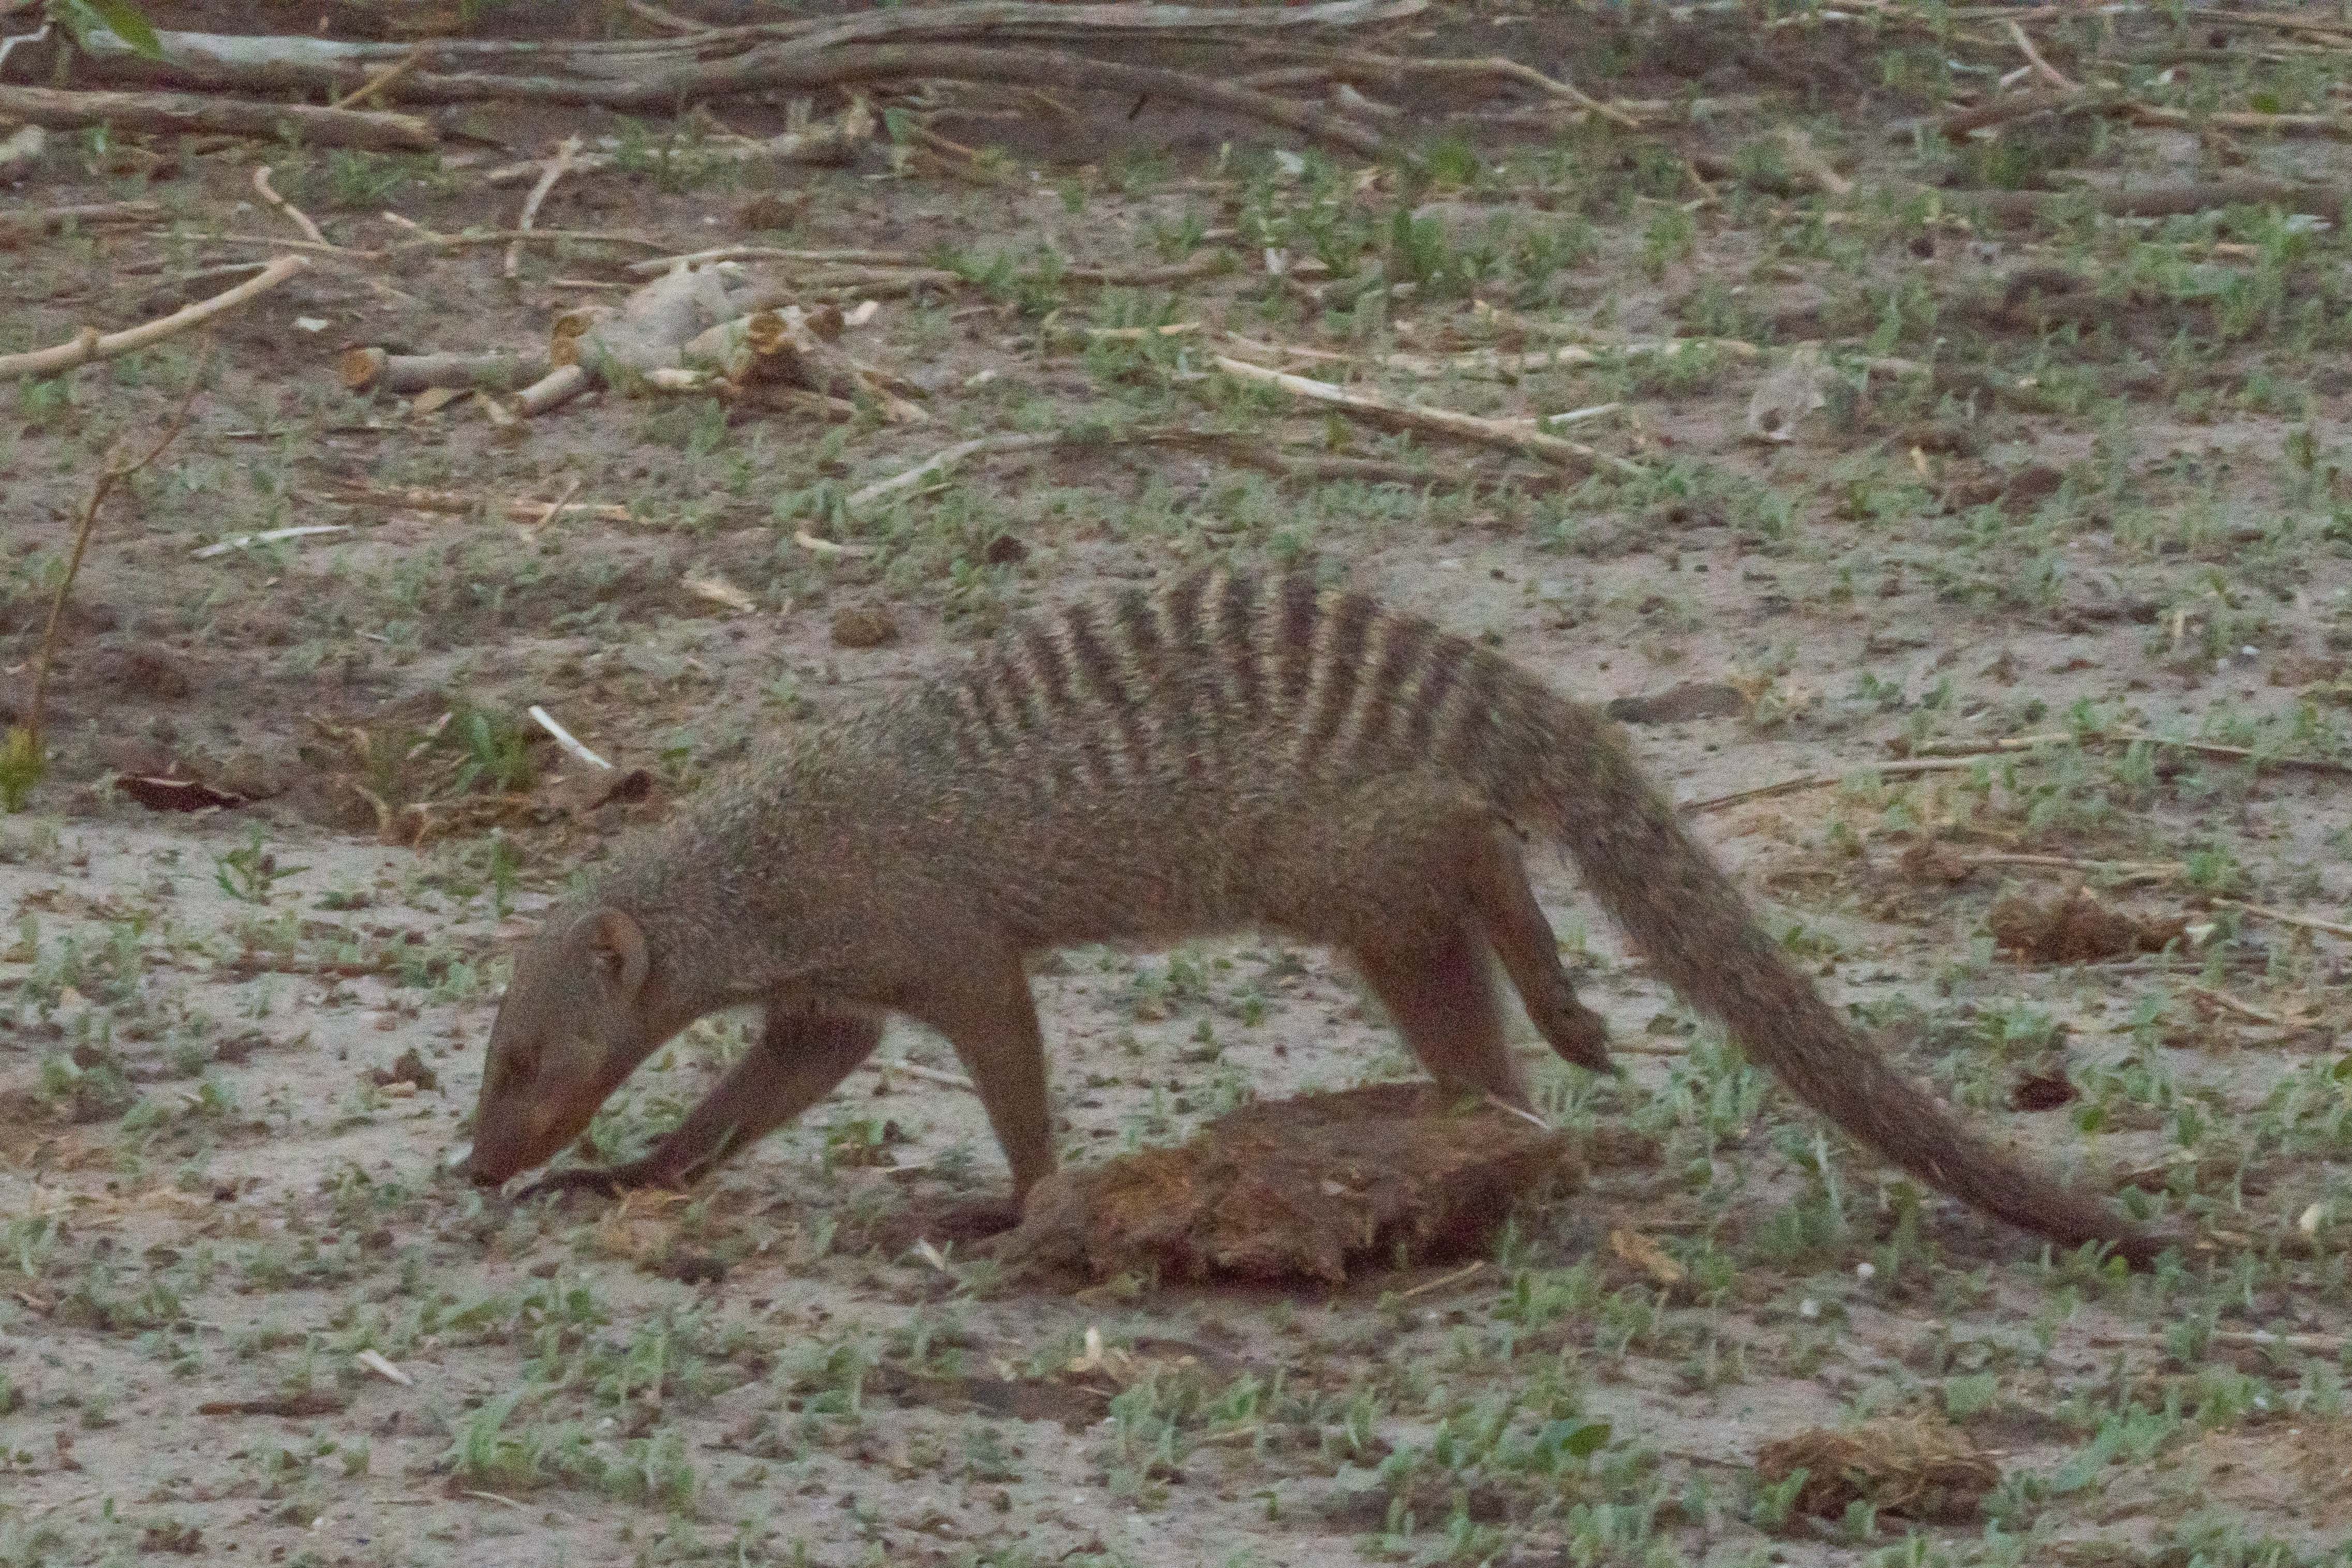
466,569,2164,1265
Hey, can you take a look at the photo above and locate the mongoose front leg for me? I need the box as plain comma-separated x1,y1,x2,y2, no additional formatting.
516,1008,883,1200
899,957,1056,1205
1353,924,1531,1110
1466,823,1616,1076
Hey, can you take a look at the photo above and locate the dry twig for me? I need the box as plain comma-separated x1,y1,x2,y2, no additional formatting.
506,135,584,280
1212,355,1643,477
251,164,329,248
12,373,204,784
0,253,307,382
0,83,434,151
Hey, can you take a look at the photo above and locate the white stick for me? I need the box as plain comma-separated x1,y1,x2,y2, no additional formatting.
528,705,611,771
1543,401,1623,427
190,524,348,558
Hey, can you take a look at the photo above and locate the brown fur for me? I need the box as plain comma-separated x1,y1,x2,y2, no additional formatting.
467,570,2163,1265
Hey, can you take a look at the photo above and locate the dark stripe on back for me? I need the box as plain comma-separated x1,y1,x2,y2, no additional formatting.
1216,572,1264,722
1400,633,1468,754
1022,619,1113,787
958,662,1014,757
1274,576,1320,711
1062,600,1152,779
1301,591,1375,767
1350,611,1431,764
1445,644,1508,775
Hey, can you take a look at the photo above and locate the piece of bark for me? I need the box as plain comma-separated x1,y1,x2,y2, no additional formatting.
0,83,434,152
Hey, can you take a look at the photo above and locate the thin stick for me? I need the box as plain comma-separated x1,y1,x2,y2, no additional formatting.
528,706,612,771
872,1057,976,1091
848,432,1058,509
793,527,873,558
2007,20,2080,92
1211,354,1643,477
190,524,350,559
22,376,204,750
2215,900,2352,943
2175,982,2290,1028
0,82,434,151
326,46,423,110
1395,1259,1488,1301
485,100,873,187
505,134,583,280
1678,756,1987,814
0,254,307,382
0,199,163,244
1377,337,1757,379
252,164,329,247
1904,727,2352,776
525,477,585,531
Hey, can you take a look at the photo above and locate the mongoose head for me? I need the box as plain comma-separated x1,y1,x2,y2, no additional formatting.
466,907,662,1186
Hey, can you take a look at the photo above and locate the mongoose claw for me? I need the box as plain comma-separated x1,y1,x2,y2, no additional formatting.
514,1164,646,1202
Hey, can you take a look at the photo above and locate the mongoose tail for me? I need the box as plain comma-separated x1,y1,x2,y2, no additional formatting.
1500,707,2165,1267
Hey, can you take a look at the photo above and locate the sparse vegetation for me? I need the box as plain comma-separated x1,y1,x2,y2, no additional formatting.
5,0,2352,1563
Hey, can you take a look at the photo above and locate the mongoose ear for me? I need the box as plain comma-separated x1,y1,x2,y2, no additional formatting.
590,908,650,997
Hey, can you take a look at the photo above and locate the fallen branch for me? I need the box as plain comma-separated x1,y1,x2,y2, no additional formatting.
251,164,329,248
848,431,1058,509
2214,900,2352,944
1938,86,2109,140
0,199,162,247
515,364,592,416
325,45,424,110
483,100,873,187
0,83,434,152
311,481,637,525
506,134,583,280
1954,177,2349,225
2007,20,2079,92
1679,756,1987,815
1245,47,1643,128
1901,728,2352,776
2175,982,2294,1029
190,525,350,559
108,42,1392,156
627,245,1232,290
0,253,307,382
1941,86,2352,146
68,1,1428,97
339,348,546,394
846,422,1547,513
1376,336,1759,379
1211,354,1643,477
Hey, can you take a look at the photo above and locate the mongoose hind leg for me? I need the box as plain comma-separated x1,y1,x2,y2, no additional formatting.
1353,924,1531,1110
1466,822,1616,1076
517,1008,883,1201
900,954,1058,1206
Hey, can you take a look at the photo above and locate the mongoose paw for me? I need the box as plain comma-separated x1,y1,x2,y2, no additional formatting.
514,1164,642,1202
